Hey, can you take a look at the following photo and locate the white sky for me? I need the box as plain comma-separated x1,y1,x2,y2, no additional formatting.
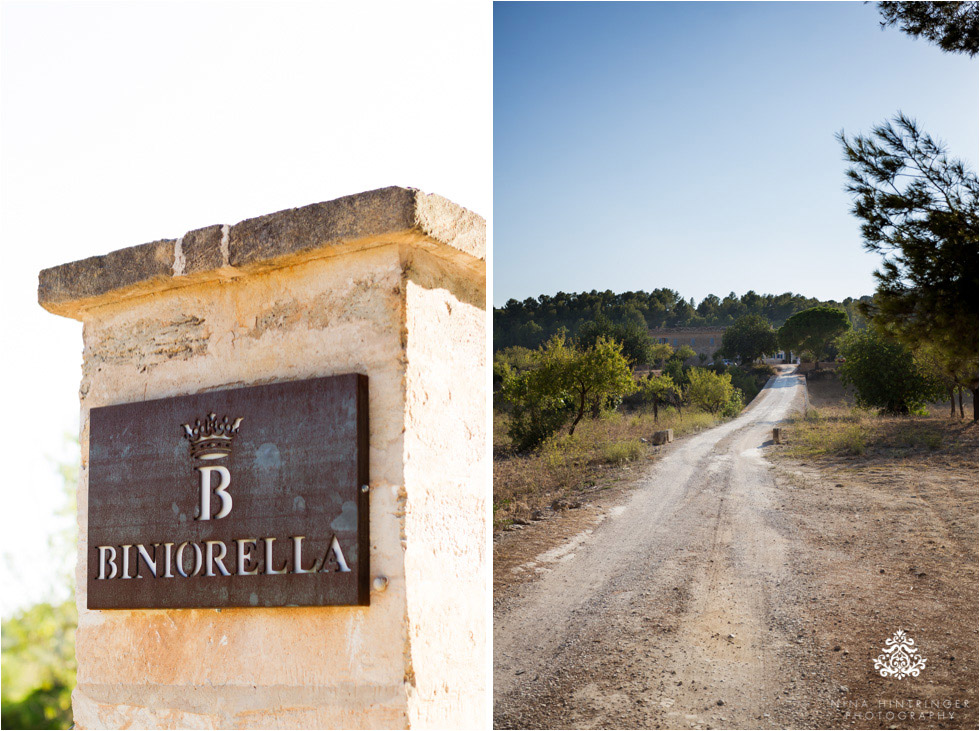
0,0,490,614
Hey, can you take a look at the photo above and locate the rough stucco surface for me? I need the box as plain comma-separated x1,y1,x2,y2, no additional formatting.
402,252,487,729
68,237,486,729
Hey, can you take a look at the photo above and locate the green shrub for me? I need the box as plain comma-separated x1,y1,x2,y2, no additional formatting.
836,329,945,414
686,368,736,414
602,439,643,465
540,433,584,468
1,600,76,730
721,388,745,417
843,426,866,455
505,389,573,453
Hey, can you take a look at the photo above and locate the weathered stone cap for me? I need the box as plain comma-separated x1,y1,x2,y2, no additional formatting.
38,186,484,320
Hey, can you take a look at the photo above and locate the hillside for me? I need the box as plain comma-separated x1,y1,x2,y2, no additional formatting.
494,288,871,351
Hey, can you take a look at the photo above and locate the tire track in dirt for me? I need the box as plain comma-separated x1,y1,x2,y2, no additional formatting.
494,367,810,729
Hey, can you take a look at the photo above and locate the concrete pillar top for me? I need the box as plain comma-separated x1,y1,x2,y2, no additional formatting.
38,186,485,320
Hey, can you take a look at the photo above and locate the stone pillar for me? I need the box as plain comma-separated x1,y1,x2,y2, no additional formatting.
38,187,486,730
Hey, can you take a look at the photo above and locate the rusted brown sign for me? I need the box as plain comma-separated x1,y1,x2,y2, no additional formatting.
87,374,369,609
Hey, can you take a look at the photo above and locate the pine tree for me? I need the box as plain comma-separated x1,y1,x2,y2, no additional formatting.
838,113,978,419
877,1,979,57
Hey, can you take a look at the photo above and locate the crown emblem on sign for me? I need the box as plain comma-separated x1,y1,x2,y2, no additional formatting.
181,413,243,460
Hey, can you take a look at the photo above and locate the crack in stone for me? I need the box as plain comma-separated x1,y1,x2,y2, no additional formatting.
220,224,230,267
173,236,186,277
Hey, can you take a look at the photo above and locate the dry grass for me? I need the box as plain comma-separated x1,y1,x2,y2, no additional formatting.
601,438,644,465
784,406,868,457
785,406,970,459
783,373,974,460
493,406,719,529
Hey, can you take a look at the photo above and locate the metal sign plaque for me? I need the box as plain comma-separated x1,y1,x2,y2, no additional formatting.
87,374,369,609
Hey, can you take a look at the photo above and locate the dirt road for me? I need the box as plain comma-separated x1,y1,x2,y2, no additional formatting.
494,367,826,729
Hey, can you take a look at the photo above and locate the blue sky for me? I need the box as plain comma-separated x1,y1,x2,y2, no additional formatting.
493,1,979,307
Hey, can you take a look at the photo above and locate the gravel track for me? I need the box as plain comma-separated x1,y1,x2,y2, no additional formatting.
493,366,816,729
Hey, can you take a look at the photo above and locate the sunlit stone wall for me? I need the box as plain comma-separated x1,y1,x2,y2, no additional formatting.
38,187,486,729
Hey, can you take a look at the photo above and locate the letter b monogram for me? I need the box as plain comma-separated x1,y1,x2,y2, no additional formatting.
196,465,232,520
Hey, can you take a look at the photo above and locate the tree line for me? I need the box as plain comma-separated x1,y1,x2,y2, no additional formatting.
494,289,871,351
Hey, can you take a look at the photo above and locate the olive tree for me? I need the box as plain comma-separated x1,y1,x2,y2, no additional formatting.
638,373,681,421
564,336,636,434
686,368,736,414
499,334,635,450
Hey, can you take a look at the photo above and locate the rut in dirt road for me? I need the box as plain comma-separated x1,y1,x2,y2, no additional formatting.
494,367,814,730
